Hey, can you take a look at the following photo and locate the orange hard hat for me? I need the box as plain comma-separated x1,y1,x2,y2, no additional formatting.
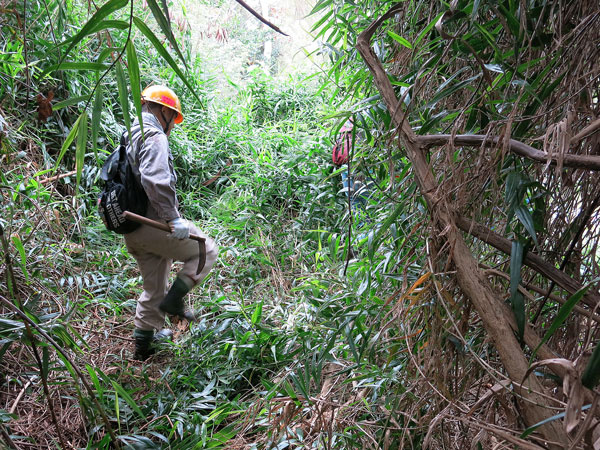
141,85,183,124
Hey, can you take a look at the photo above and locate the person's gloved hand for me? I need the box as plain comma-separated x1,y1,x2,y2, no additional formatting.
169,218,190,240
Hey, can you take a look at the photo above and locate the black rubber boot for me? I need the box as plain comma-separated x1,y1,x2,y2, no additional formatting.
159,277,196,321
133,329,155,361
134,329,173,361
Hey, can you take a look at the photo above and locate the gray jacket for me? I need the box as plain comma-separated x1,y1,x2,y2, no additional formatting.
125,112,180,222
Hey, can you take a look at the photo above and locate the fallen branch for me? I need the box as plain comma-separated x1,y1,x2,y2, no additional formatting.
456,215,600,309
9,381,32,415
37,170,77,185
233,0,288,36
419,134,600,171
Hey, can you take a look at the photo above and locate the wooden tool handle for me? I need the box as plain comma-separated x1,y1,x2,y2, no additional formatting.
122,211,206,243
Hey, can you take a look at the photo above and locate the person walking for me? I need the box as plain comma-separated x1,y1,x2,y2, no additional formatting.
332,119,371,227
123,85,218,361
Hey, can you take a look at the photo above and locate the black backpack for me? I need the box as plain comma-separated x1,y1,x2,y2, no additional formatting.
98,133,148,234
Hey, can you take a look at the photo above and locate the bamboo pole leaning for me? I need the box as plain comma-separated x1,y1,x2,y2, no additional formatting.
355,4,568,447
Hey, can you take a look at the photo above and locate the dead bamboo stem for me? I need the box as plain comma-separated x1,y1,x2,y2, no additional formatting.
419,134,600,171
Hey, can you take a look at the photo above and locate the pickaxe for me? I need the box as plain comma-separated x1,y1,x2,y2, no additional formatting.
123,211,206,275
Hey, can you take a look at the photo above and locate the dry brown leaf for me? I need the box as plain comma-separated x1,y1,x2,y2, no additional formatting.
523,358,577,384
524,358,588,434
565,378,584,434
36,91,53,122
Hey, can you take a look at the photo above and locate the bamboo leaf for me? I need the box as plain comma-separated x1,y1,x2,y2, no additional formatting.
251,301,263,325
515,205,539,247
11,235,28,282
41,62,110,78
97,46,119,64
346,326,359,362
372,201,405,254
145,0,188,69
290,373,309,401
531,279,599,360
497,4,521,37
86,364,103,394
310,8,334,34
11,235,26,269
75,111,88,191
427,73,480,108
54,112,84,169
472,22,500,55
309,0,334,16
415,12,444,47
111,380,144,418
387,31,412,49
504,171,523,224
91,82,103,158
114,390,120,424
60,20,129,47
53,94,91,110
471,0,482,20
520,404,592,438
89,18,129,33
133,17,204,107
315,18,335,40
582,342,600,389
115,59,131,138
61,0,129,60
159,0,170,25
509,240,524,342
126,40,143,133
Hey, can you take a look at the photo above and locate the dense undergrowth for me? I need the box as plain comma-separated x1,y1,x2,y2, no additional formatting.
1,1,424,448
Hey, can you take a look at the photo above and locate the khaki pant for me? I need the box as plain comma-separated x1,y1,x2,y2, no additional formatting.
124,216,218,331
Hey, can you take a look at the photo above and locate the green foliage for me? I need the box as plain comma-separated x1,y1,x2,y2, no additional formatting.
532,279,599,361
509,239,525,343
